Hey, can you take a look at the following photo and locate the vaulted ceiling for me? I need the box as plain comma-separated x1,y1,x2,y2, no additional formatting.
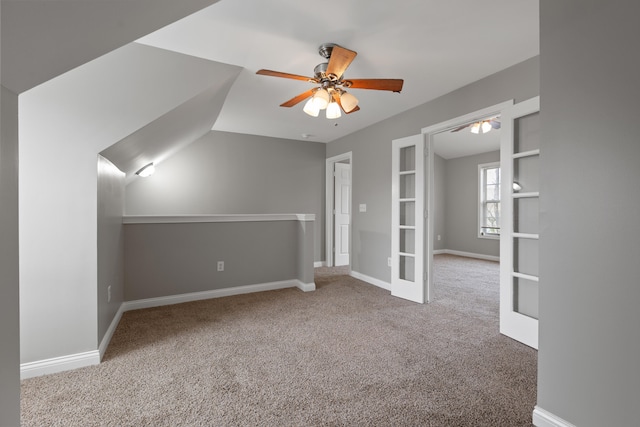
2,0,538,179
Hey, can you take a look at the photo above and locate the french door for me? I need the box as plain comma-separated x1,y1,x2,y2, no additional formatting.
391,134,426,303
500,96,540,349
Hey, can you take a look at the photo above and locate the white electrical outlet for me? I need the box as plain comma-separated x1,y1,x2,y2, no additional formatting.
387,257,392,267
107,285,112,303
217,261,224,272
437,235,441,241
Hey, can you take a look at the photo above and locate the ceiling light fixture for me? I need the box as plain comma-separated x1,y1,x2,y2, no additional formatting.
470,120,494,134
326,100,342,119
339,91,359,113
303,98,320,117
135,162,155,177
258,44,399,120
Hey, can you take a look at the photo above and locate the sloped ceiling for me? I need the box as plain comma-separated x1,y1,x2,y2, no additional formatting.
100,74,239,183
20,42,241,179
1,0,221,94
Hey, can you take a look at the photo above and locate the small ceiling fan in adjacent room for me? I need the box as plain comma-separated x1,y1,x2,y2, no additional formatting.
256,43,404,119
451,117,501,134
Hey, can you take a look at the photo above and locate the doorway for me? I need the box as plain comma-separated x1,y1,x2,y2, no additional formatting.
430,115,502,300
325,152,352,268
421,101,513,303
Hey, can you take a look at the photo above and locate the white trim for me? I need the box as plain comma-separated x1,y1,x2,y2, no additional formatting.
296,281,316,292
21,350,100,379
98,304,125,360
123,214,315,224
433,249,446,255
314,261,327,268
421,100,515,135
532,406,576,427
22,279,316,379
122,279,309,312
438,249,500,262
325,152,352,268
350,270,391,291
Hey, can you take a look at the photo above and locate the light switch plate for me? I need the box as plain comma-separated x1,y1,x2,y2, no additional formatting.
359,204,367,213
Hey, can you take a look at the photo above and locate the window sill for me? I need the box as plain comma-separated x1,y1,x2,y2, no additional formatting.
478,234,500,240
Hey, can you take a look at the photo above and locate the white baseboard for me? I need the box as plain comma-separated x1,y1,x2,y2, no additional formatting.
350,270,391,291
532,407,576,427
314,261,327,268
22,279,316,379
437,249,499,262
99,303,125,360
123,279,310,312
296,280,316,292
21,350,100,380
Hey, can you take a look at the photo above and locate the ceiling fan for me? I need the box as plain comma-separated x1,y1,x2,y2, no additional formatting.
451,117,501,134
256,43,404,119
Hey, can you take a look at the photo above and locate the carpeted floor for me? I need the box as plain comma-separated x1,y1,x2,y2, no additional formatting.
21,254,537,426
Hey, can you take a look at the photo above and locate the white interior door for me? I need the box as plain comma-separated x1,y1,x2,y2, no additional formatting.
334,163,351,266
391,134,426,303
500,96,540,349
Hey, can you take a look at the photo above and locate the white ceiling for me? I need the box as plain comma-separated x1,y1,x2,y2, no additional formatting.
137,0,539,143
433,124,501,160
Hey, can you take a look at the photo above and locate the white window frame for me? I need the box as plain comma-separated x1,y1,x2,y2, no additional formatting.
478,161,501,239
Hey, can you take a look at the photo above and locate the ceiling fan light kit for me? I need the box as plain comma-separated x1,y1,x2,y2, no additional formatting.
452,117,502,134
256,43,404,119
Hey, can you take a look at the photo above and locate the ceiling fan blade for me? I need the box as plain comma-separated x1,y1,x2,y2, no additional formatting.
332,92,360,114
451,123,471,132
345,78,404,92
280,89,316,108
256,69,316,83
326,45,357,79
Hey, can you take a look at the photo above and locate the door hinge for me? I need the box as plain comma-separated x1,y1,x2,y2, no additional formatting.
333,209,336,215
424,210,428,218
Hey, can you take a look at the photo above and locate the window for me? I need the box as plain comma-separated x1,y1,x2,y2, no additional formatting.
479,162,500,238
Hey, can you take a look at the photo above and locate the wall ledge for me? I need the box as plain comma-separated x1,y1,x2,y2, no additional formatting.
123,214,315,224
532,406,576,427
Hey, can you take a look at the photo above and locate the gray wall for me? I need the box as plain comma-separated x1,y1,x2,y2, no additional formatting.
538,1,640,426
97,156,125,345
444,151,500,257
327,56,539,282
0,85,21,426
125,130,326,262
433,154,446,251
124,221,300,300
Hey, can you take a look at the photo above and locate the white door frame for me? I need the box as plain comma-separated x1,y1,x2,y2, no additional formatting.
325,152,352,267
421,100,514,303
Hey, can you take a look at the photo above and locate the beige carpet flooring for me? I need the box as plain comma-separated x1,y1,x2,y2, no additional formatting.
21,254,537,426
